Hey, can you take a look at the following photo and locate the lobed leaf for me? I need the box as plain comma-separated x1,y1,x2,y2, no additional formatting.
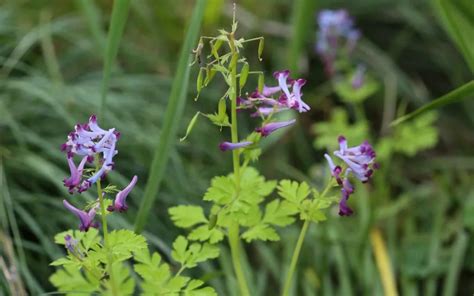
169,205,208,228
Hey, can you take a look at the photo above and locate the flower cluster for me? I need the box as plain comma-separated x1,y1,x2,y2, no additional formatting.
316,9,360,75
220,70,309,151
61,115,120,193
61,115,138,231
325,136,378,216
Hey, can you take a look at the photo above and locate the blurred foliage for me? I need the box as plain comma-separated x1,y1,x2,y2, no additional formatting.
0,0,473,295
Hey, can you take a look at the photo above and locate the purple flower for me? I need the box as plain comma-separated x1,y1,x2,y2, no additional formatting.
334,136,376,183
63,156,88,193
219,141,253,151
351,64,366,89
61,115,119,193
248,70,310,115
64,234,82,257
107,175,138,212
324,153,342,184
255,119,296,137
273,71,311,113
338,189,353,216
325,136,378,216
262,85,281,97
291,79,310,113
63,200,98,231
316,10,360,75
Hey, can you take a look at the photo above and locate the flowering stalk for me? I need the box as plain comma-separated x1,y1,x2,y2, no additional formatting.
227,30,251,296
281,179,335,296
95,163,118,296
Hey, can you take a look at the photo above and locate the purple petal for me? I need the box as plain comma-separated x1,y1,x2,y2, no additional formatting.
255,119,296,137
219,141,252,151
108,175,138,212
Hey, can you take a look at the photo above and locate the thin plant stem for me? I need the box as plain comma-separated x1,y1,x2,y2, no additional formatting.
282,179,334,296
228,222,250,296
282,220,310,296
370,228,398,296
226,29,250,296
96,170,117,296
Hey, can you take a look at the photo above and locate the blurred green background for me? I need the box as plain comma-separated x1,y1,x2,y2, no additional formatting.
0,0,473,295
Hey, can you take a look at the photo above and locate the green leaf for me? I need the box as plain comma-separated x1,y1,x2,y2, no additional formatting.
277,180,311,206
171,236,219,268
242,224,280,242
188,225,225,244
49,264,100,295
393,112,438,156
134,0,208,234
103,262,135,296
203,176,235,205
433,0,474,73
169,205,208,228
204,112,231,127
108,230,147,262
313,108,369,151
263,199,298,227
391,80,474,125
301,200,327,222
171,235,189,265
184,279,217,296
187,243,220,267
100,0,131,119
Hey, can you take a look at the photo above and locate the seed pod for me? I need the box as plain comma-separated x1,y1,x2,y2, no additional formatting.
258,38,264,61
258,73,264,93
195,68,204,100
180,112,200,142
218,97,227,117
211,39,223,59
239,62,249,90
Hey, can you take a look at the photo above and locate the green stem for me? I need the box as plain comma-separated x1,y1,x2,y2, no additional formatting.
96,178,117,296
226,31,250,295
282,179,334,296
96,179,109,244
228,221,250,296
282,220,310,296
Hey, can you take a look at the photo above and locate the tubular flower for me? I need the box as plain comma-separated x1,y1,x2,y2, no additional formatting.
64,234,83,258
61,115,119,193
325,136,378,216
107,175,138,212
219,141,253,152
324,153,342,184
63,200,98,231
334,136,377,183
256,119,296,137
63,156,88,193
244,70,310,117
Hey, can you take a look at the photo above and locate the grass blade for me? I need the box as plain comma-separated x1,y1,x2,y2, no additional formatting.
442,230,468,296
391,80,474,125
134,0,208,233
75,0,107,53
288,0,317,73
100,0,131,119
432,0,474,73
